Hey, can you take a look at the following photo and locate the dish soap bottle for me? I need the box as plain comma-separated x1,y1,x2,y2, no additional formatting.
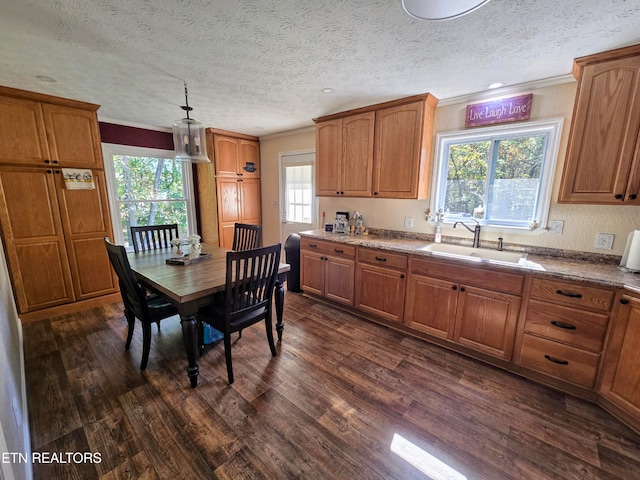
435,225,442,243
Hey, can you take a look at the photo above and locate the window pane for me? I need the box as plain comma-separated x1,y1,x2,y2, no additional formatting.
114,156,185,201
488,135,546,222
118,201,188,247
444,141,490,217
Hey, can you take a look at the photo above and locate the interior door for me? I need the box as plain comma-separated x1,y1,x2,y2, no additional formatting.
280,151,316,245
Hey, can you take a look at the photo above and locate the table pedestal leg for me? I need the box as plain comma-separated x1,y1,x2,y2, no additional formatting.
180,313,199,387
274,277,285,341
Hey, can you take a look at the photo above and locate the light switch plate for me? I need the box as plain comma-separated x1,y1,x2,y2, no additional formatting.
595,233,614,250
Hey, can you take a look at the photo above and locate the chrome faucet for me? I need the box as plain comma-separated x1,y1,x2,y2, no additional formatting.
453,219,481,248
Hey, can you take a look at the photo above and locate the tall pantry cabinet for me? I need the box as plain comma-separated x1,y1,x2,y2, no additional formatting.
197,128,262,250
0,86,117,317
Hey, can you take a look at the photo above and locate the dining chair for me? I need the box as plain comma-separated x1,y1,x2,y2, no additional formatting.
232,223,262,251
104,237,179,370
130,223,179,253
197,243,281,384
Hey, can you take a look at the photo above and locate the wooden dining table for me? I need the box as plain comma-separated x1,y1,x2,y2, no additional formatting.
127,243,290,387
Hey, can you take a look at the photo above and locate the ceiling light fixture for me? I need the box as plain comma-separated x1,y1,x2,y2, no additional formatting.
321,88,335,94
172,81,210,163
402,0,491,21
488,82,504,89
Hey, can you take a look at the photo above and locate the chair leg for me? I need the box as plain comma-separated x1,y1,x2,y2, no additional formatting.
224,333,234,384
124,310,135,350
265,314,277,357
140,321,152,370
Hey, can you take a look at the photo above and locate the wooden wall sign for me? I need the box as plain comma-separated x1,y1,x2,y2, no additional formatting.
465,93,533,127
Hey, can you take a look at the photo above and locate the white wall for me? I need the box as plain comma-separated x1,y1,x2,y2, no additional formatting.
260,83,640,255
0,236,32,480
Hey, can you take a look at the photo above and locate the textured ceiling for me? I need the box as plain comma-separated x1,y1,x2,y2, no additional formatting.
0,0,639,137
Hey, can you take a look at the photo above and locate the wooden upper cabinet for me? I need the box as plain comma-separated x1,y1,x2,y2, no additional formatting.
559,44,640,205
42,104,103,169
314,93,438,199
315,119,342,196
316,113,373,197
211,131,260,178
0,96,50,165
374,101,432,199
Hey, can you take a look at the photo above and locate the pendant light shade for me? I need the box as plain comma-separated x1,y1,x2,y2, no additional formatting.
172,82,210,163
402,0,491,21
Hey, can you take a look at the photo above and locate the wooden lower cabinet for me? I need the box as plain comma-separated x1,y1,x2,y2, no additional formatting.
0,166,117,313
300,239,355,306
599,292,640,425
404,257,523,360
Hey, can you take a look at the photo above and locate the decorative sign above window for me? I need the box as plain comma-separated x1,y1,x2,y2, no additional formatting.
465,93,533,128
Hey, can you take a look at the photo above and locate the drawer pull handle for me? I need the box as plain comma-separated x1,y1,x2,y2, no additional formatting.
550,320,576,330
309,244,317,248
374,256,387,262
556,289,582,299
334,248,344,253
544,355,569,366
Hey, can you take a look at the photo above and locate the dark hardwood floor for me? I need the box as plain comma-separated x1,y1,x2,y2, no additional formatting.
23,291,640,479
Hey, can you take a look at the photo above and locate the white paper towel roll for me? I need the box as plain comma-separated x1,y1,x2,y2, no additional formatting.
620,230,640,272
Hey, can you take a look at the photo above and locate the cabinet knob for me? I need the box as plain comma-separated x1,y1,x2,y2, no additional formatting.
400,274,405,279
614,194,624,200
460,286,466,292
629,194,638,200
52,160,58,164
336,191,340,195
620,298,629,305
44,159,50,164
46,169,52,173
374,192,379,196
452,285,457,290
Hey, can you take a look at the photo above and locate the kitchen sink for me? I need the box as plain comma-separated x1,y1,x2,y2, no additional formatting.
418,243,528,266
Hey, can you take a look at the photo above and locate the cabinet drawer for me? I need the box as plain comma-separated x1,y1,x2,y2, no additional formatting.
529,277,613,313
410,257,524,295
358,247,407,270
300,238,356,257
518,333,600,388
524,299,609,352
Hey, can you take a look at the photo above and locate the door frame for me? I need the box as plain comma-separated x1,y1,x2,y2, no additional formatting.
278,149,317,246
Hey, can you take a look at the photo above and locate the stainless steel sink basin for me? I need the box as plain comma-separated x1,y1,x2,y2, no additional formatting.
418,243,528,266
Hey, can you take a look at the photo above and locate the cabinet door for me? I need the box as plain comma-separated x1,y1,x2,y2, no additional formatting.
216,178,241,249
55,170,117,300
373,102,424,198
239,139,260,178
301,250,325,296
41,104,103,169
600,295,640,418
214,135,240,177
559,55,640,204
240,178,262,225
342,112,374,197
315,120,343,196
356,263,406,323
0,166,74,312
0,96,50,166
325,255,355,306
404,274,457,340
454,285,521,360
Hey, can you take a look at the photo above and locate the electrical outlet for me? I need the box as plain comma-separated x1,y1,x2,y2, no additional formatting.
595,233,614,250
404,217,414,229
548,220,564,234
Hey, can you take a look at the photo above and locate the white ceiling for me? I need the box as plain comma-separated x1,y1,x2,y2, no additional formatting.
1,0,639,137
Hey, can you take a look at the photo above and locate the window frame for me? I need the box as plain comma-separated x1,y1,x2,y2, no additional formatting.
430,118,563,232
102,143,197,248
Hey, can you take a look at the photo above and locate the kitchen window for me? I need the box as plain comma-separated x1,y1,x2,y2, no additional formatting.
430,119,563,230
103,144,196,249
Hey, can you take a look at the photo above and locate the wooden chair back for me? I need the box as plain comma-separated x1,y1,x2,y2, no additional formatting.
104,237,149,319
231,223,262,251
130,224,179,253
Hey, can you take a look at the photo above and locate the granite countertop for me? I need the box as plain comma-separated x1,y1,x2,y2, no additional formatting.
298,229,640,293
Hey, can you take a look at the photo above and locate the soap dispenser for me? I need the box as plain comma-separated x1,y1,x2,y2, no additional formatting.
435,225,442,243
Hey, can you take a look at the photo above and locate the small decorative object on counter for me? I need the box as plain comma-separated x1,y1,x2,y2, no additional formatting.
352,211,365,235
334,213,349,233
435,225,442,243
473,204,485,219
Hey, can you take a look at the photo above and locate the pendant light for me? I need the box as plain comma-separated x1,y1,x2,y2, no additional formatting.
172,82,210,163
402,0,491,21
